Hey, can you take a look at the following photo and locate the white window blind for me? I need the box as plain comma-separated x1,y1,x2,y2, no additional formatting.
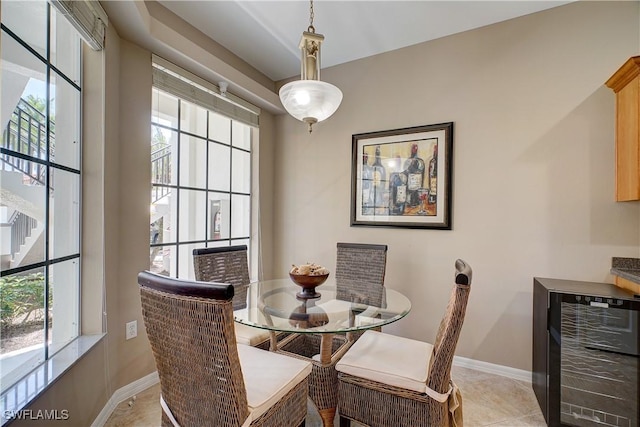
50,0,107,50
152,56,260,128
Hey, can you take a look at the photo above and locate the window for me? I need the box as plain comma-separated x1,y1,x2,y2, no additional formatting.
150,65,256,280
0,0,81,396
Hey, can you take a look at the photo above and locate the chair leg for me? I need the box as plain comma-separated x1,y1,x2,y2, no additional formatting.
339,416,350,427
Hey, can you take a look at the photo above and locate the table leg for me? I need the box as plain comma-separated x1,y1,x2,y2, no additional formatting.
269,331,278,352
346,310,355,341
319,407,336,427
319,333,334,364
317,333,337,427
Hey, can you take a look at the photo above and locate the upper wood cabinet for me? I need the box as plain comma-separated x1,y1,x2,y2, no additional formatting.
606,56,640,201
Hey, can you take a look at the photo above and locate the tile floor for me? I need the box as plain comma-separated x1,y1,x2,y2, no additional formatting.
104,365,546,426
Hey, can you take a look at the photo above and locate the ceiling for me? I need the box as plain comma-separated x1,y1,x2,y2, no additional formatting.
155,1,572,82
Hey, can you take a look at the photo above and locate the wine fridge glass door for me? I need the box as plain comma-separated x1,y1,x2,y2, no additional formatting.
549,293,639,427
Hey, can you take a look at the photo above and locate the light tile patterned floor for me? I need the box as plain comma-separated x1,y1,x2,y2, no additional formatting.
104,365,546,426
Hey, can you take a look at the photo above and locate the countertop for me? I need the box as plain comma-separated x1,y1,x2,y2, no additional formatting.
611,257,640,284
535,277,638,299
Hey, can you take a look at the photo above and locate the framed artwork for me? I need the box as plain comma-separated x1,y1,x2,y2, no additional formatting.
350,122,453,229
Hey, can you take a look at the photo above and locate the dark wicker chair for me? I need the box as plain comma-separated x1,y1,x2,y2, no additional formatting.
276,243,389,425
138,271,312,427
336,259,472,427
193,245,271,349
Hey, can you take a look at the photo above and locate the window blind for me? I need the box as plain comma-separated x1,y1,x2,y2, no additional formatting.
152,56,260,128
50,0,107,51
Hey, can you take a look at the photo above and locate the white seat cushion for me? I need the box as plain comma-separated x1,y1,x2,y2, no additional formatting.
316,299,353,329
235,322,271,346
318,298,352,314
335,330,433,393
234,308,272,346
237,344,312,421
317,299,381,329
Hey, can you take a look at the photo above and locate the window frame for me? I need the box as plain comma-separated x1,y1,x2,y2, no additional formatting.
0,0,86,409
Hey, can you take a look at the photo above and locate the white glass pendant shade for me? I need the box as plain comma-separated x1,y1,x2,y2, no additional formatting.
281,1,342,132
279,80,343,125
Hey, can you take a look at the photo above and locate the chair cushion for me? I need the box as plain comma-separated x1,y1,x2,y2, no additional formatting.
316,299,353,329
335,330,433,393
237,344,312,420
235,322,271,346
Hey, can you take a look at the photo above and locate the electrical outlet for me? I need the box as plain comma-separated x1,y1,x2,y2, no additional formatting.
126,320,137,340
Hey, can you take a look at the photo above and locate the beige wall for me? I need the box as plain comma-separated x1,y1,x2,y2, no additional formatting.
273,1,640,370
88,25,157,399
108,36,156,390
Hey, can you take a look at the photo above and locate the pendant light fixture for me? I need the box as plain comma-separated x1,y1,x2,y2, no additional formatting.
279,0,343,133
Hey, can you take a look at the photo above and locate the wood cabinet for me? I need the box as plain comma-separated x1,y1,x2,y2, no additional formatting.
605,56,640,201
614,275,640,294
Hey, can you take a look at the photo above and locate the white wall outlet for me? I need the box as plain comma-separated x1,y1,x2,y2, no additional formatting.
126,320,137,340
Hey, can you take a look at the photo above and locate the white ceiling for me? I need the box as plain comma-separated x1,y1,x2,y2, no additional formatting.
156,1,572,82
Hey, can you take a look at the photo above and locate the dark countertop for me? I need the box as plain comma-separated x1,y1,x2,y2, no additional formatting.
534,277,638,299
611,257,640,284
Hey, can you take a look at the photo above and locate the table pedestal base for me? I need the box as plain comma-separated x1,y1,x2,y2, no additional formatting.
319,408,337,427
271,332,353,427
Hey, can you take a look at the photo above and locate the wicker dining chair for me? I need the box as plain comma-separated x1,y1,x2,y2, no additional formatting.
193,245,271,349
192,245,251,310
335,243,388,307
138,271,312,427
335,242,388,338
336,259,472,427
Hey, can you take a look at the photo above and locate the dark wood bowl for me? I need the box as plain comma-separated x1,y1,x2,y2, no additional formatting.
289,273,329,299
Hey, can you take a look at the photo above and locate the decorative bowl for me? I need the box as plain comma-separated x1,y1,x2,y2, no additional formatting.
289,273,329,299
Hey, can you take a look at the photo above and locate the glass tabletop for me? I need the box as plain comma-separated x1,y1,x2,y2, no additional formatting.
234,278,411,334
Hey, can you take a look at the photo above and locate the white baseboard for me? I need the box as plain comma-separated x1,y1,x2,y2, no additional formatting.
453,355,532,384
91,371,159,427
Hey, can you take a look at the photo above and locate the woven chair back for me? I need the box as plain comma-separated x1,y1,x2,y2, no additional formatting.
427,259,472,394
193,245,250,310
138,271,250,426
335,243,388,307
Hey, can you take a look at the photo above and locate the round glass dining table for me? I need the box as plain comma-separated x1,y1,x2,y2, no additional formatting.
234,278,412,361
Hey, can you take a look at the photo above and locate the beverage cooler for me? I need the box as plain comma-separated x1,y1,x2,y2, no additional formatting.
533,278,639,427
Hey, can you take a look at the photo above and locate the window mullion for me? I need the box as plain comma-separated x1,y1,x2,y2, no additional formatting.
205,111,210,245
228,120,233,242
174,100,182,278
43,2,52,361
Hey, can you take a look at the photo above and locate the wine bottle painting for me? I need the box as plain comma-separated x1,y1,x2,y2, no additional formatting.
352,123,452,230
360,140,437,217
